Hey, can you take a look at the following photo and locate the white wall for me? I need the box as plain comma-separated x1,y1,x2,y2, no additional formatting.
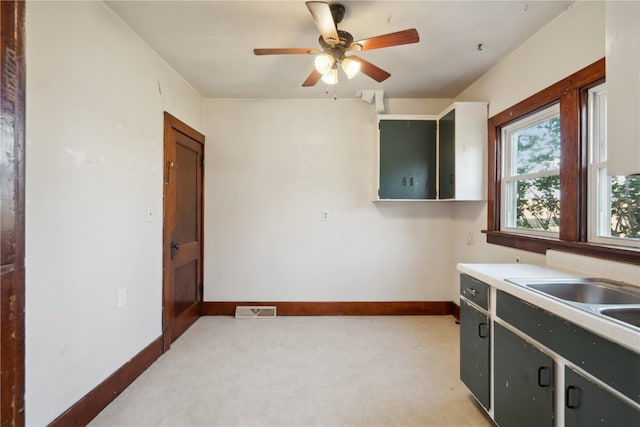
203,98,458,301
25,1,203,425
449,0,606,301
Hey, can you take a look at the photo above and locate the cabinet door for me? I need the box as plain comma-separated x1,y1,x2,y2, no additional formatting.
378,120,436,199
565,367,640,426
438,109,456,199
460,299,490,409
494,323,554,427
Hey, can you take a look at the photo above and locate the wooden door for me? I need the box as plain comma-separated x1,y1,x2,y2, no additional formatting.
163,113,205,349
1,1,26,425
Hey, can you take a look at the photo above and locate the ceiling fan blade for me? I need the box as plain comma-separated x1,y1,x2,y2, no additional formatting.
302,69,323,87
351,29,419,51
349,56,391,82
306,1,339,47
254,48,318,55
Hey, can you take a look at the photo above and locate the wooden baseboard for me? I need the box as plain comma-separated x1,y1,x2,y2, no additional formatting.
452,302,460,321
203,301,456,316
49,336,163,427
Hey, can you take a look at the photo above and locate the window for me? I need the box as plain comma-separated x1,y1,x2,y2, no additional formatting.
588,84,640,247
486,58,638,264
502,104,561,235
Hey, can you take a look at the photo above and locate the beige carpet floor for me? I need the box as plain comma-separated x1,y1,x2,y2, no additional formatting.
90,315,494,426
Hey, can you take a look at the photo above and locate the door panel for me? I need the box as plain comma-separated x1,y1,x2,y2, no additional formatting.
379,119,437,199
565,366,640,426
460,300,490,409
494,322,555,427
174,260,198,316
175,139,199,243
163,113,205,348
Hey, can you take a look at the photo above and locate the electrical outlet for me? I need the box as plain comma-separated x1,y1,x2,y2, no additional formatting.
118,288,127,308
515,256,522,264
322,211,330,221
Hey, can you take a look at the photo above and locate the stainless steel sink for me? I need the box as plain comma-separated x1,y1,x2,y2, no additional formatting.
526,281,640,305
599,307,640,328
505,277,640,331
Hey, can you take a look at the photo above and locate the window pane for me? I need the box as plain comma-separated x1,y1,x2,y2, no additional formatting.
511,116,561,175
589,83,639,246
607,175,640,239
515,176,560,232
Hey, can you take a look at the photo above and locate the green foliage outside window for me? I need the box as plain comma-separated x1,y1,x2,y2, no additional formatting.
514,117,561,232
511,114,639,239
610,175,640,239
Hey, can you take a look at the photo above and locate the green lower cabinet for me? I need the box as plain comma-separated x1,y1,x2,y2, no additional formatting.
459,300,490,409
494,323,554,427
565,366,640,426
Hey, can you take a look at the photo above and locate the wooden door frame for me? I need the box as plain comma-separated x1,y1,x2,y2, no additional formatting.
162,112,205,351
1,1,26,425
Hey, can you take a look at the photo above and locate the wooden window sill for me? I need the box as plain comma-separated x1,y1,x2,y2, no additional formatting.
482,230,639,265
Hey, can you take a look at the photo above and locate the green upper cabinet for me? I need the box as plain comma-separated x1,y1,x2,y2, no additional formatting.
379,119,437,199
375,102,487,201
438,109,456,199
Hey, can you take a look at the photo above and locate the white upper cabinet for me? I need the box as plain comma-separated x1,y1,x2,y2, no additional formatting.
606,1,640,176
438,102,488,200
375,102,487,201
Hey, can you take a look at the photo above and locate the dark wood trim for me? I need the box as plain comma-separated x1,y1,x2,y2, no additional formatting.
452,302,460,321
1,2,26,426
559,88,580,242
488,58,606,131
487,120,500,231
203,301,455,316
484,230,639,264
164,112,205,142
486,58,639,265
48,336,163,427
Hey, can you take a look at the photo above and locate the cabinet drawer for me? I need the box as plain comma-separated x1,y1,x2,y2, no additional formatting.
460,274,489,310
497,290,640,404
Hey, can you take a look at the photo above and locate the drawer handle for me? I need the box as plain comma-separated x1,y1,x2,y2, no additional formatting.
566,385,581,408
478,322,489,338
537,366,552,387
465,287,478,296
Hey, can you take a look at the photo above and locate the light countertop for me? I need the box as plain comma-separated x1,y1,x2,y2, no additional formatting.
457,262,640,352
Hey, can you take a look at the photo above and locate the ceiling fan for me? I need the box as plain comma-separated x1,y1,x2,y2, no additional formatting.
253,1,419,87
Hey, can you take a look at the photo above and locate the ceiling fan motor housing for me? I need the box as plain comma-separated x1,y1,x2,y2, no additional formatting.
330,4,346,24
319,30,353,59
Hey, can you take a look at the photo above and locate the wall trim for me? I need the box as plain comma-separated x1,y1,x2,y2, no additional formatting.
203,301,456,316
452,302,460,321
49,336,163,427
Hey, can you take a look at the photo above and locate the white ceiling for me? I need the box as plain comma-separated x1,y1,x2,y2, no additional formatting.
105,1,573,99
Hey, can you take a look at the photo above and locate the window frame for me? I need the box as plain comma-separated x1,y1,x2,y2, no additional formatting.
485,58,639,264
501,103,561,236
587,83,640,248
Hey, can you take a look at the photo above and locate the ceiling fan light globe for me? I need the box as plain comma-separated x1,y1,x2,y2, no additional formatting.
314,54,334,75
341,57,361,79
321,67,338,85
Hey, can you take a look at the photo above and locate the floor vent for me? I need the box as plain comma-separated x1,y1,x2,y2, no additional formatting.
235,306,277,319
